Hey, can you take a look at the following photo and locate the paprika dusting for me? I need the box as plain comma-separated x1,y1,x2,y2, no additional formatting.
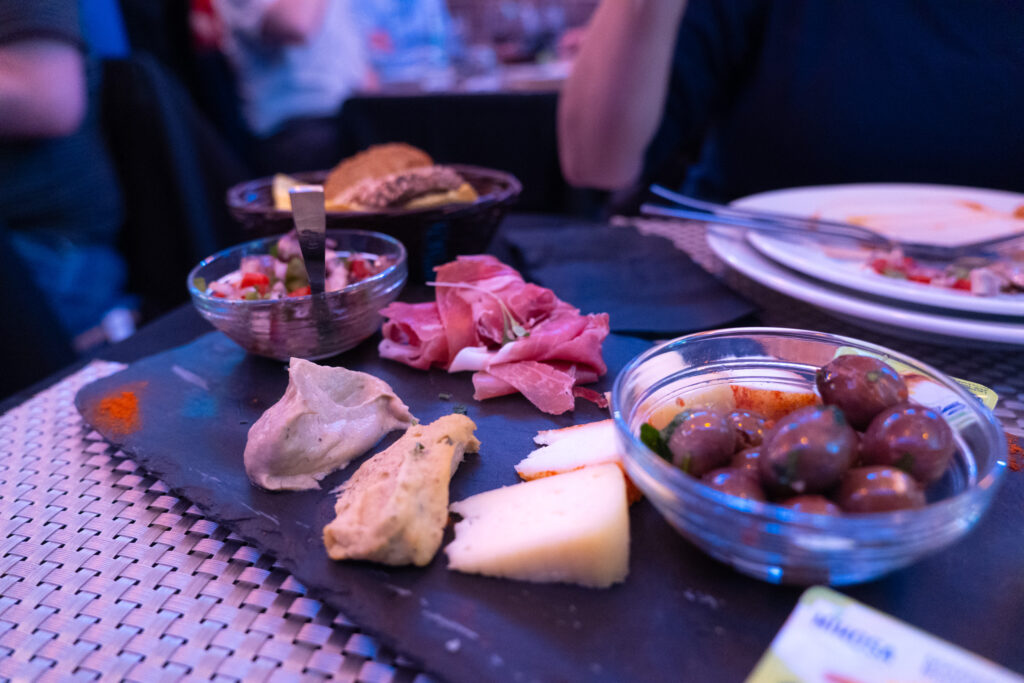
1007,432,1023,473
89,382,146,435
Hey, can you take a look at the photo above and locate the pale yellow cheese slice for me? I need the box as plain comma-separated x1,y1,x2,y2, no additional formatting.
445,463,630,588
515,419,642,503
518,419,620,477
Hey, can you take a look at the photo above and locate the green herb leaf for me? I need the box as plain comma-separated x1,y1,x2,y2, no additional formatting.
268,243,279,260
830,406,846,426
453,404,468,415
660,410,692,443
438,393,452,401
193,276,207,292
782,450,801,485
640,422,672,461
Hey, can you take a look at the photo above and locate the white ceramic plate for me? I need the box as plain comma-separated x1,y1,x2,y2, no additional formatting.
745,232,1024,317
706,229,1024,347
732,183,1024,248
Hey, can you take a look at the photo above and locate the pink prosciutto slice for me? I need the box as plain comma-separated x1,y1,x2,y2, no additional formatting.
378,255,610,414
378,301,448,370
481,362,577,416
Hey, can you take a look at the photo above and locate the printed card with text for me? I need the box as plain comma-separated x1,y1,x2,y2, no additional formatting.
746,586,1022,683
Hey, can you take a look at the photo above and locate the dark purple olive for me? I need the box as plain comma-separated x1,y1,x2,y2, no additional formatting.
727,410,768,450
778,495,842,516
860,402,955,484
665,409,735,477
701,467,766,501
759,405,858,496
836,466,926,513
731,447,761,473
816,355,908,430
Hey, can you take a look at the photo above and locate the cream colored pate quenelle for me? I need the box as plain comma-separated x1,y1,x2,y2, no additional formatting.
323,414,479,566
243,358,416,490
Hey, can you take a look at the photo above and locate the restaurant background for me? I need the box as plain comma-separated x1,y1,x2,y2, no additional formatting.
3,0,604,400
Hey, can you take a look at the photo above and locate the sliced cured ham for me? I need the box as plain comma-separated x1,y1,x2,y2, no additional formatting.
379,255,610,415
377,301,448,369
481,361,577,415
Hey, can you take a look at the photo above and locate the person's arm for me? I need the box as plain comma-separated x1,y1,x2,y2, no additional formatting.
557,0,687,190
260,0,329,45
0,38,86,139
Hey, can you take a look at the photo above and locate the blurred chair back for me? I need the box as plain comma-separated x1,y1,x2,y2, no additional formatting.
0,220,78,400
100,53,251,321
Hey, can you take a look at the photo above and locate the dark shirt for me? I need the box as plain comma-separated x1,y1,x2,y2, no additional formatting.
651,0,1024,202
0,0,125,334
0,0,122,245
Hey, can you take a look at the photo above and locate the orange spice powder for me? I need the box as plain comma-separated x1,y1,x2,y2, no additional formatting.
90,382,147,435
1007,432,1023,473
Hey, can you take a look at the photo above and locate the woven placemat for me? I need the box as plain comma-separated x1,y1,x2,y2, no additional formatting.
0,361,434,682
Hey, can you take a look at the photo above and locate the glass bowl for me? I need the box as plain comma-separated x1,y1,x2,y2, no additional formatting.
187,229,406,361
611,327,1007,586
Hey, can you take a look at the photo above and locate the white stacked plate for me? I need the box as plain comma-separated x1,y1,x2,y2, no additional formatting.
706,184,1024,346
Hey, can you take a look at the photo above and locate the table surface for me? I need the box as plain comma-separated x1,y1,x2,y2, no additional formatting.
2,215,1022,682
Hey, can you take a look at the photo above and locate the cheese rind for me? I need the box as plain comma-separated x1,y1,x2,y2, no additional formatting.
517,420,642,503
518,420,620,480
445,463,630,588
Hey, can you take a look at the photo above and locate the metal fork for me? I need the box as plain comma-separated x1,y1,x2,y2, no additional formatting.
644,184,1014,260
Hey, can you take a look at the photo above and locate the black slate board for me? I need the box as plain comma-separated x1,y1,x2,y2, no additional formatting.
494,221,756,335
75,331,1024,681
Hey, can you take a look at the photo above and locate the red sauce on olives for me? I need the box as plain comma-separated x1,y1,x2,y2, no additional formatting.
640,355,957,515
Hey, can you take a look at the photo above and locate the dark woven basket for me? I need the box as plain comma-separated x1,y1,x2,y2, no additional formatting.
226,164,521,281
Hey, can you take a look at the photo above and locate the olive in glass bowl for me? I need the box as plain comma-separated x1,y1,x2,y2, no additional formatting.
815,354,908,430
860,402,956,484
612,328,1007,586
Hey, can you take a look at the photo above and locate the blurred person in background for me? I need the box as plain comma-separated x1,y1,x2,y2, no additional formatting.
358,0,457,89
213,0,373,174
1,0,134,395
558,1,1024,203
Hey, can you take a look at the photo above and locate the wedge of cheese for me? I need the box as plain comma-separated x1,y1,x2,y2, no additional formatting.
445,463,629,588
516,420,642,503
